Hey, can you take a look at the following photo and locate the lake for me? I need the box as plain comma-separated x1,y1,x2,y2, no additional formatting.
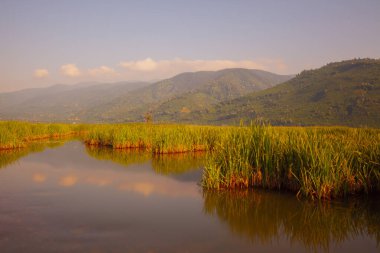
0,140,379,253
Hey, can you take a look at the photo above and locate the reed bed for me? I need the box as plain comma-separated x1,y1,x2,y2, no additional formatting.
202,124,380,199
0,121,86,150
84,123,224,154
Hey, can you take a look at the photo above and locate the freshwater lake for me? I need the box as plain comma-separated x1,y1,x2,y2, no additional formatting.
0,140,379,253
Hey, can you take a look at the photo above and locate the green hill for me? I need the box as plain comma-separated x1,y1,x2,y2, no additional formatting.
142,69,292,121
190,59,380,127
95,68,292,122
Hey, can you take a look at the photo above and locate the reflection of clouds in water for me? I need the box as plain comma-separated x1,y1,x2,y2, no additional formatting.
119,182,155,197
52,171,198,198
118,180,198,198
85,177,112,187
59,175,78,187
32,173,47,183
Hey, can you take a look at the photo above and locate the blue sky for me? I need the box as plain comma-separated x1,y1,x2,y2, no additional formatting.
1,0,379,92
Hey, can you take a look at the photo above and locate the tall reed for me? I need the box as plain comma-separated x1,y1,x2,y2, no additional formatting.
203,124,380,199
0,121,85,149
84,123,225,154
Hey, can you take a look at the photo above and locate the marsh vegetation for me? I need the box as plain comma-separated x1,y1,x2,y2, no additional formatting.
1,121,379,200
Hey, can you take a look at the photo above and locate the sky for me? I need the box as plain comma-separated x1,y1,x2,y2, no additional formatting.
0,0,379,92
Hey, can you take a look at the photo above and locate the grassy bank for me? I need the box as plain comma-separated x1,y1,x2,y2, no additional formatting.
0,121,86,149
84,123,223,154
202,125,380,199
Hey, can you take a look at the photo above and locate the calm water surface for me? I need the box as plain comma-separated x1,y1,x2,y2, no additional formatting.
0,141,379,253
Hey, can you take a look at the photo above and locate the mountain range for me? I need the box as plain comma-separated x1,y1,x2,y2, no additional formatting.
0,69,291,123
0,58,379,127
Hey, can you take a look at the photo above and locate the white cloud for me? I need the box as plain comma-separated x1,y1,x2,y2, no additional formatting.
88,65,117,76
34,68,49,78
61,64,81,77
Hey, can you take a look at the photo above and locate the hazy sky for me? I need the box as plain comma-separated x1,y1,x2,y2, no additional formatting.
1,0,379,92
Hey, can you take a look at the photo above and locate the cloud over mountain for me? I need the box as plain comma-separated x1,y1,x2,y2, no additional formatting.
61,64,81,77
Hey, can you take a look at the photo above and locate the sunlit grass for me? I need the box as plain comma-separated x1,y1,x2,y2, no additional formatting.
0,121,86,149
202,124,380,199
83,123,225,154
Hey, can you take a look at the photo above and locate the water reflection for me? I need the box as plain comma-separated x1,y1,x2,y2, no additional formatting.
203,189,380,251
85,146,150,167
32,173,47,183
151,153,205,175
0,140,66,169
86,145,205,176
21,141,201,199
59,175,79,187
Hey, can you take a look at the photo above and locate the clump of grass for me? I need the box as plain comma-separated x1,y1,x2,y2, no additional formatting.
202,124,380,199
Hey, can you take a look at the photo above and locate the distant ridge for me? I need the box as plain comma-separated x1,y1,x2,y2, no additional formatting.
188,59,380,127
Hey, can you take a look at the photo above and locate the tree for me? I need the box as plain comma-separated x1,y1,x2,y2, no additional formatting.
144,112,153,123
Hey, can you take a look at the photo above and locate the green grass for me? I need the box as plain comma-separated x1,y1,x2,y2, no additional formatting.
84,123,225,154
0,121,86,149
202,124,380,199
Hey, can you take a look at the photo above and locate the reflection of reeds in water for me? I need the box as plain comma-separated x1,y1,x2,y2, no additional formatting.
85,146,151,167
86,145,205,175
152,153,205,175
0,140,67,169
203,189,380,251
